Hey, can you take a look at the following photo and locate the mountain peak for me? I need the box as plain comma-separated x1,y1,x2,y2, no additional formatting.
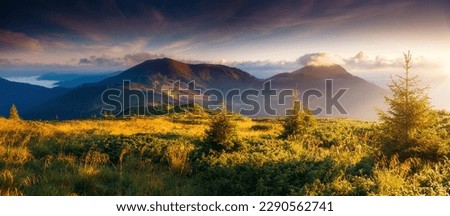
101,57,260,89
292,64,352,78
141,57,180,64
137,57,187,70
117,57,192,81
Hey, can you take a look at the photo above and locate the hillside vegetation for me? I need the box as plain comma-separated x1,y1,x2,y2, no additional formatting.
1,112,449,196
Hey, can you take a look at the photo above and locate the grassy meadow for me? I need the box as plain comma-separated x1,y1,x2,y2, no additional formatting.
1,111,450,196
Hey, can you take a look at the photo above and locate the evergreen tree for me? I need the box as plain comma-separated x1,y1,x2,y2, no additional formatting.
378,51,442,161
204,105,239,152
9,104,20,121
281,89,316,139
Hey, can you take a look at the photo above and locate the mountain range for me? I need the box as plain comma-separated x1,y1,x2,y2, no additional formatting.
268,65,387,119
37,72,120,88
0,58,387,120
0,78,68,117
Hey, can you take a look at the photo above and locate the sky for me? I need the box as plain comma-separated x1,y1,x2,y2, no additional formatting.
0,0,449,80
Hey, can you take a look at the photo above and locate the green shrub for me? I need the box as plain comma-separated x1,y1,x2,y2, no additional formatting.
204,109,239,152
280,99,316,140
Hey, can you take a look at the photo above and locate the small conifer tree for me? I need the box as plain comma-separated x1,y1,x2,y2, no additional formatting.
9,104,20,121
378,51,442,161
281,89,316,139
204,104,238,152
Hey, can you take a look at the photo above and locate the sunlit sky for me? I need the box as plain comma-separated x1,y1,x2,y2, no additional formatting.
0,0,449,80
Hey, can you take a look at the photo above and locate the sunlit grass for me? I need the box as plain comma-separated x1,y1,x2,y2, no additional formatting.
0,113,449,195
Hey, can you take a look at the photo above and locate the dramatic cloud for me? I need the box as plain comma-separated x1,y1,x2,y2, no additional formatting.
0,0,448,76
1,0,446,52
297,53,344,67
0,30,43,52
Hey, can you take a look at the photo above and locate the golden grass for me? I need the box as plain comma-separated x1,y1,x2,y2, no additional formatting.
1,113,448,196
166,142,194,175
6,117,207,137
0,115,280,141
0,169,23,196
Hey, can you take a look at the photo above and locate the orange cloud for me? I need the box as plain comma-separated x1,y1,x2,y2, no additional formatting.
0,30,43,52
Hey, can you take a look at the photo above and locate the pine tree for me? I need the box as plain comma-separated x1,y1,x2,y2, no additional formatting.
378,51,442,161
281,89,316,139
204,104,239,152
9,104,20,121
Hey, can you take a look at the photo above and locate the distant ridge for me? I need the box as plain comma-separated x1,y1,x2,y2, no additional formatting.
26,58,261,119
16,58,386,120
38,72,119,88
0,78,68,118
101,58,260,90
267,64,387,119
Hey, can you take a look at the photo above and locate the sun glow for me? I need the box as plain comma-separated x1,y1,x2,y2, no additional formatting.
444,62,450,76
